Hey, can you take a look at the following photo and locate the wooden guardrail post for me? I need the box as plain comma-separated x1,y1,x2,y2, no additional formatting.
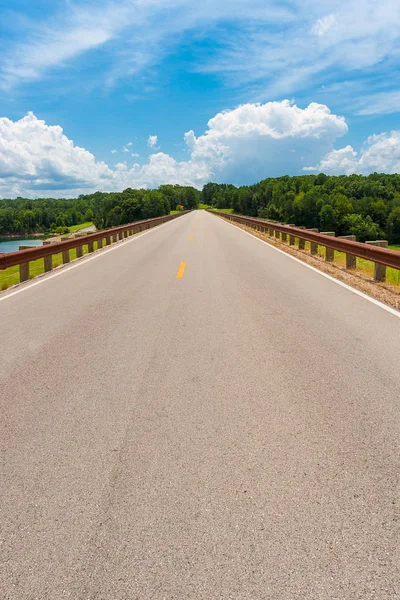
366,240,388,281
306,229,319,255
76,246,83,258
338,235,357,268
62,249,70,264
44,255,53,272
281,232,287,242
275,229,280,240
297,226,306,249
287,225,295,246
88,241,94,253
19,262,29,282
97,238,102,250
320,232,335,261
105,235,111,245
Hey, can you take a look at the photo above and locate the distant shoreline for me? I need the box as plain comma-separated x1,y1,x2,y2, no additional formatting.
0,232,46,239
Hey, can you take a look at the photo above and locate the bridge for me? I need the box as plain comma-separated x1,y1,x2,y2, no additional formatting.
1,210,399,598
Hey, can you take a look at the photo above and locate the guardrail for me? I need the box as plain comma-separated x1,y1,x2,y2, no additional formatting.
209,210,400,282
0,211,190,284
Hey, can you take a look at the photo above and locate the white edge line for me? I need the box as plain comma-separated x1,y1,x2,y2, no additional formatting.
217,215,400,319
0,215,189,304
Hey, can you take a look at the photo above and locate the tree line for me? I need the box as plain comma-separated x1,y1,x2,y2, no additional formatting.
0,185,200,235
202,173,400,243
2,174,400,243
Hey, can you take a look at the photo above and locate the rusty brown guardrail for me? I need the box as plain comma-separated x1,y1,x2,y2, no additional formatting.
209,210,400,282
0,211,190,284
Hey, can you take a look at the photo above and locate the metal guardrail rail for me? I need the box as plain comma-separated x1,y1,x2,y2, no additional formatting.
0,211,190,282
209,210,400,281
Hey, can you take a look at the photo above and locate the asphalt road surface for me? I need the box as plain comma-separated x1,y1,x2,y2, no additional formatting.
1,210,399,599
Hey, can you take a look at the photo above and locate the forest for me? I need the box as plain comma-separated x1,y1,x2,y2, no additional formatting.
1,173,400,243
202,173,400,243
0,185,200,235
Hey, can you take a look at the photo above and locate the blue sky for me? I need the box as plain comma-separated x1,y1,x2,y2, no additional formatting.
0,0,400,197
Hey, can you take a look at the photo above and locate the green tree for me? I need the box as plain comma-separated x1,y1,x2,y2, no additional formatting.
342,214,382,242
387,207,400,243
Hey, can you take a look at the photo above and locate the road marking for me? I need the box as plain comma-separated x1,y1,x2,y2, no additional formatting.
0,215,191,304
189,236,194,241
176,262,186,279
217,215,400,319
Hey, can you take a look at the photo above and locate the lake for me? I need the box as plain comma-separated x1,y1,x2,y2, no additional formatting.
0,238,44,253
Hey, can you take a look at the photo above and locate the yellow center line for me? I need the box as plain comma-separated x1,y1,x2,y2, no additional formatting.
189,236,193,241
176,261,186,279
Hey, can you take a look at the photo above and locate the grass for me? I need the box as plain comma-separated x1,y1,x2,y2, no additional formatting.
65,221,94,233
169,210,181,215
211,207,234,214
197,203,211,210
389,244,400,252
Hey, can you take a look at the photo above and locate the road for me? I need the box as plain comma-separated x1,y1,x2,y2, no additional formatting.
1,210,399,599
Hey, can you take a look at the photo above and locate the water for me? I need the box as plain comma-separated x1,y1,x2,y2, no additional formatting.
0,238,44,253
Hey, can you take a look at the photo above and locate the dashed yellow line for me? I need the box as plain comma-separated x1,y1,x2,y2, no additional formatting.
176,261,186,279
189,236,194,241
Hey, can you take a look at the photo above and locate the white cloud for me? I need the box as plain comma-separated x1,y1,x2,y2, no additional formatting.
183,100,348,184
0,0,293,91
111,149,117,154
0,102,350,197
354,90,400,116
311,15,337,37
148,135,158,148
0,4,128,90
304,131,400,174
127,141,133,147
193,0,400,102
131,153,140,158
2,0,400,112
304,145,358,175
0,112,111,197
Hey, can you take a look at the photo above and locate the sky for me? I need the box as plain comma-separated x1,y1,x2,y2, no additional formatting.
0,0,400,198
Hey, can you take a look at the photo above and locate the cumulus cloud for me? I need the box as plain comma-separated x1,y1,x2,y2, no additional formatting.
304,146,358,175
111,149,117,154
0,101,351,197
0,112,112,197
183,100,348,184
147,135,158,149
305,131,400,175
